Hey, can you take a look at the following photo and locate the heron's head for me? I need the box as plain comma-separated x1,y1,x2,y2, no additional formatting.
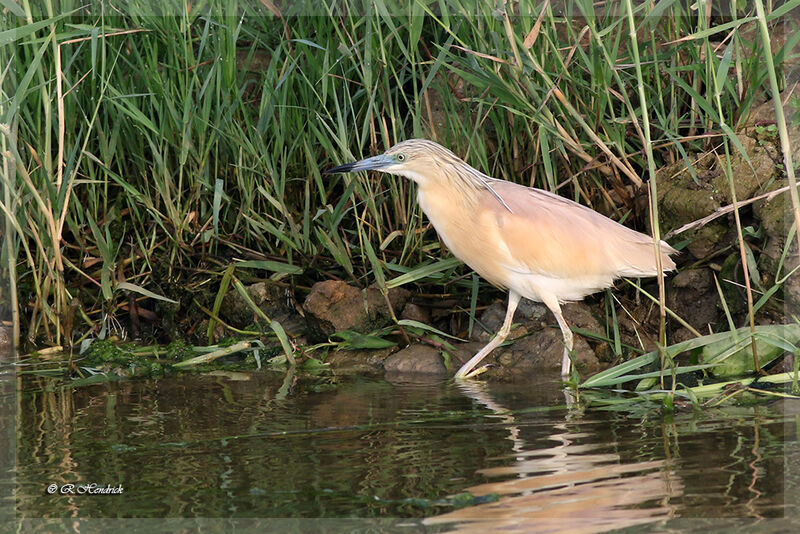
323,139,463,186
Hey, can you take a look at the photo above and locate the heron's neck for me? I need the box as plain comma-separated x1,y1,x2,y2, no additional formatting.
431,163,486,206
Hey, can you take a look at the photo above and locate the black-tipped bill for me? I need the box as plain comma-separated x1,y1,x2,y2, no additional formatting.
323,154,394,175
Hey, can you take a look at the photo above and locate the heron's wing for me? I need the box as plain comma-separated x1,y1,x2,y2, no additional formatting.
483,181,676,279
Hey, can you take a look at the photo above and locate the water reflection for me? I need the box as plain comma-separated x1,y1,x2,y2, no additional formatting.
431,381,682,532
10,370,793,526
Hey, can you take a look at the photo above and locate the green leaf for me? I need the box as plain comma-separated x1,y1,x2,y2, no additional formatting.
702,324,800,377
584,324,800,387
713,38,734,98
386,257,461,288
397,319,467,342
301,357,328,369
116,282,178,304
468,273,479,338
0,11,72,46
213,178,223,238
362,238,386,288
666,68,721,123
292,38,325,50
86,214,113,301
674,16,757,43
270,320,296,366
0,0,26,17
646,0,681,21
766,0,800,21
581,352,659,388
234,259,303,274
332,331,397,350
208,265,235,344
3,31,51,124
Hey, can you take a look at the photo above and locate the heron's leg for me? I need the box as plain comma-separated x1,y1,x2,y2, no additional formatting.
542,295,574,379
454,290,521,380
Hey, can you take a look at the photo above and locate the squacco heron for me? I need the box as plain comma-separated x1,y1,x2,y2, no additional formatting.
325,139,676,379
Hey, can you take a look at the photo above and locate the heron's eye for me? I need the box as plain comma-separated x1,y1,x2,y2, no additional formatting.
397,153,407,162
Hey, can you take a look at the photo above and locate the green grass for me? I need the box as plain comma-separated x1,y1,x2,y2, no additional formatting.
1,1,799,389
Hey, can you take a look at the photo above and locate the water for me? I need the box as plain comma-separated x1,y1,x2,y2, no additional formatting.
2,368,798,532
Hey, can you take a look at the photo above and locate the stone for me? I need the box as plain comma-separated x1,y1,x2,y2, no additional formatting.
400,302,431,324
616,312,660,354
473,301,506,341
488,328,601,380
473,299,547,342
671,327,697,345
219,280,304,336
453,300,605,380
656,161,722,227
711,133,775,204
219,281,283,328
655,160,729,260
686,224,730,260
654,124,781,260
193,319,226,345
303,281,410,342
383,344,448,375
447,341,489,370
325,346,398,374
667,268,719,333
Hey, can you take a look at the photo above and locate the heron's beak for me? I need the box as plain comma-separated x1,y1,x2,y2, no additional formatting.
323,154,394,174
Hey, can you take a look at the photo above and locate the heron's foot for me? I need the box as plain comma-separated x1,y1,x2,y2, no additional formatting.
455,364,493,380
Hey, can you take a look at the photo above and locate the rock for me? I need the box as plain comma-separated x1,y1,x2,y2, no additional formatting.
517,299,549,320
303,281,410,342
473,299,547,342
561,301,601,331
771,353,795,374
717,253,751,316
739,88,800,307
617,310,660,354
471,298,609,373
711,133,775,205
473,301,507,341
657,161,721,223
655,120,780,260
324,341,491,378
667,268,719,333
400,302,431,324
383,344,448,375
686,224,731,259
562,301,613,362
488,328,601,380
192,319,226,345
671,327,697,345
219,281,284,327
459,299,605,379
655,160,727,259
448,341,491,369
326,346,398,374
219,280,304,336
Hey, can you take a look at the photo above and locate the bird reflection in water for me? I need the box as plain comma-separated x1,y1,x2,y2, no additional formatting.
436,380,683,533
